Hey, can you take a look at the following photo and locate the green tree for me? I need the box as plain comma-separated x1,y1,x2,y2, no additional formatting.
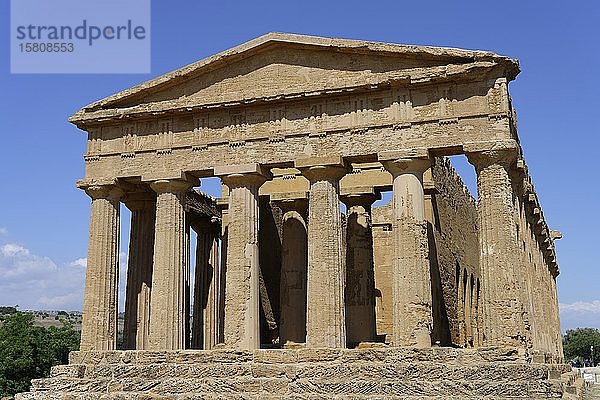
0,312,80,397
0,306,18,316
563,327,600,365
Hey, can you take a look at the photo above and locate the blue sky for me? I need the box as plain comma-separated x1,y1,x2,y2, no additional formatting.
0,0,598,331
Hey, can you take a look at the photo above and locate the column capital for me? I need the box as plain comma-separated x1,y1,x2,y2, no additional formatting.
271,192,309,215
150,179,193,195
381,157,430,178
215,163,270,189
340,190,380,209
123,191,156,211
84,184,124,201
466,148,518,169
295,155,347,183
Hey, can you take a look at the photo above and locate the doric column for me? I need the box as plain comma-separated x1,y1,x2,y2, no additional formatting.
123,192,156,350
467,148,527,348
341,192,378,345
512,162,534,352
551,276,563,362
296,156,347,348
191,222,220,349
80,184,123,351
148,179,193,350
215,164,268,350
275,196,308,346
381,156,432,348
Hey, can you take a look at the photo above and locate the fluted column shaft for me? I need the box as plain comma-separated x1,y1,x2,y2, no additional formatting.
551,276,563,361
80,185,122,351
302,165,347,348
278,199,308,346
342,194,377,345
468,149,526,348
123,195,156,350
220,173,266,350
382,158,432,348
148,180,192,350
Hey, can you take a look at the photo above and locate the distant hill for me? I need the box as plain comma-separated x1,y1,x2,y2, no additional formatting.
0,308,125,332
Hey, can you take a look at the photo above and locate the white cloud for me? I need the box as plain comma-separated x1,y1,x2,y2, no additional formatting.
1,243,30,257
69,258,87,268
37,291,84,309
0,243,57,279
560,300,600,331
560,300,600,313
0,242,85,310
0,227,8,236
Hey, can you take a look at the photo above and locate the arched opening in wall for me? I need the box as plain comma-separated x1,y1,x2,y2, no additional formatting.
279,211,308,346
455,263,461,295
468,274,476,347
455,261,464,346
371,190,392,343
462,268,468,347
476,278,482,346
447,155,477,200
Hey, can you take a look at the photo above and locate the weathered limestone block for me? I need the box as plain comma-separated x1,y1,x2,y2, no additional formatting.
341,192,378,345
123,192,156,350
215,164,268,350
467,148,527,348
148,179,194,350
381,156,433,348
17,348,577,399
297,157,347,348
80,184,123,351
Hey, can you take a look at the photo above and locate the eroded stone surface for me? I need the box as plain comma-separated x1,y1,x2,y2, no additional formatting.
17,348,581,399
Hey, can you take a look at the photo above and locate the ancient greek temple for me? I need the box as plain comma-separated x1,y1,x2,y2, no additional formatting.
18,34,582,399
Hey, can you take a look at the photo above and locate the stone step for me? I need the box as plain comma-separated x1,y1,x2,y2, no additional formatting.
29,376,562,398
18,394,572,400
15,393,565,400
51,361,554,382
67,347,527,366
20,348,572,399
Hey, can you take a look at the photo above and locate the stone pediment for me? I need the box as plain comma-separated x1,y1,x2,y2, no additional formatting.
70,33,518,126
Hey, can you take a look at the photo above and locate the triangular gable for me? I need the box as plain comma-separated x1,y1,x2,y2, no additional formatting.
70,32,518,125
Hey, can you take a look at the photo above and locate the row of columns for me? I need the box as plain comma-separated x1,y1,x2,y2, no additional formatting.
216,157,435,349
81,179,221,351
275,190,380,347
80,147,553,352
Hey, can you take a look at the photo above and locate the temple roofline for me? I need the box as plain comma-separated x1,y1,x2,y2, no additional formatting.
69,32,519,124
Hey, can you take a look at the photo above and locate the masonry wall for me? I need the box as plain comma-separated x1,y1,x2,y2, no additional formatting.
428,157,480,347
371,157,480,347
